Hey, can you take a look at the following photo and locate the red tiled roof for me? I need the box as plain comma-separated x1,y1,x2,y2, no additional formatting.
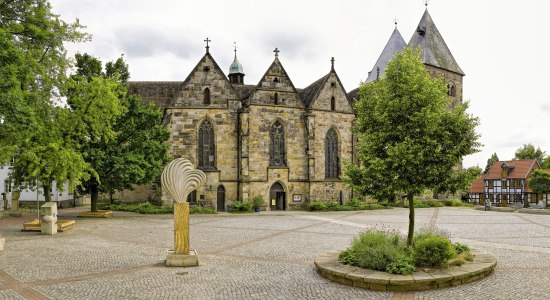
468,176,484,193
484,159,539,180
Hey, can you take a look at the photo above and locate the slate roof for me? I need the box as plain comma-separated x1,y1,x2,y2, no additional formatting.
484,159,540,180
231,84,255,100
408,9,465,76
127,81,183,109
366,28,407,83
299,73,330,107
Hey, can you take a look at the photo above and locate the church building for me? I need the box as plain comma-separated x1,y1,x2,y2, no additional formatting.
125,9,464,211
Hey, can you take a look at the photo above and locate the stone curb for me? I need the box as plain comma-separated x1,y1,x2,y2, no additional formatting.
475,206,550,215
314,250,497,291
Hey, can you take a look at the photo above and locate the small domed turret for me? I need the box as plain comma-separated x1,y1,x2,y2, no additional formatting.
228,43,245,85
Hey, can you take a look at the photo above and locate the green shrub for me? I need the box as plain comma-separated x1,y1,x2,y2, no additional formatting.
413,236,456,268
309,201,327,211
412,228,450,247
443,198,474,207
386,256,416,275
454,242,470,254
346,198,364,208
189,207,216,214
326,201,340,210
341,229,407,271
252,196,265,208
404,199,444,208
231,201,252,213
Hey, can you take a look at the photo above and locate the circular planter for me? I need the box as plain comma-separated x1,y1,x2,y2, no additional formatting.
314,250,496,291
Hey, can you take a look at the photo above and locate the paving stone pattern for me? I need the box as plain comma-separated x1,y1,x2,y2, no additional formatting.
1,208,550,299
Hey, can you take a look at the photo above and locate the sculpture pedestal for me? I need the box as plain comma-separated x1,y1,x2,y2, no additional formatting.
40,202,57,235
165,249,199,267
165,202,199,266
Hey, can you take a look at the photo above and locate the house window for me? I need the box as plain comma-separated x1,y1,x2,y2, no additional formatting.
502,180,507,188
325,128,339,178
330,96,335,111
269,120,285,166
198,120,215,170
203,88,211,105
488,180,494,188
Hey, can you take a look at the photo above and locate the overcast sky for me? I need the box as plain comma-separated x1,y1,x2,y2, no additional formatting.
51,0,550,169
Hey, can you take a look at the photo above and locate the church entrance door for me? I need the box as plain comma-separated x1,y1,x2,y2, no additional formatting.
269,182,286,211
217,185,225,212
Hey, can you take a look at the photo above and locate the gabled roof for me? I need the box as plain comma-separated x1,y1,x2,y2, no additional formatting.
299,73,330,107
366,28,407,83
299,68,352,109
408,9,465,76
255,57,298,93
167,52,240,106
484,159,540,180
468,176,484,193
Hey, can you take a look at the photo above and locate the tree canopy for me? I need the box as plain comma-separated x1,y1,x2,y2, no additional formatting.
346,48,480,245
514,144,550,168
67,53,170,212
0,0,89,199
484,152,499,174
528,169,550,195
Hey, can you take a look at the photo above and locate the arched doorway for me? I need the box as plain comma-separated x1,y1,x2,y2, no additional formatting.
217,185,225,212
269,182,286,211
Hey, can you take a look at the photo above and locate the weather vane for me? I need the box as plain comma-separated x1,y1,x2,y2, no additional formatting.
424,0,429,8
393,17,398,29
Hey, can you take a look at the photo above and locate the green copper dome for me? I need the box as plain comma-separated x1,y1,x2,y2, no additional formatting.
229,56,244,75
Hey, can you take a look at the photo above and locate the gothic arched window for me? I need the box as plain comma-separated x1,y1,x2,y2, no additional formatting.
447,82,456,97
270,120,285,166
198,120,215,170
330,96,336,111
325,128,339,178
204,88,211,105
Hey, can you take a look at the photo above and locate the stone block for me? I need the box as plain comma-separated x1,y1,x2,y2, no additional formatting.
165,249,199,267
0,235,4,251
40,202,57,235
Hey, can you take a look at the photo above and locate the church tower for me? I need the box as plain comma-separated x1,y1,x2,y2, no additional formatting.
228,44,245,85
408,9,465,104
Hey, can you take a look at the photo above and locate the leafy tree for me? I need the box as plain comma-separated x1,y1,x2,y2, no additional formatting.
529,169,550,195
514,144,547,163
484,152,499,174
346,48,480,246
436,166,482,195
67,54,169,212
0,0,89,199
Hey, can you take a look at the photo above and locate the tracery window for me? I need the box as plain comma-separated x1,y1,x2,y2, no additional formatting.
198,120,215,169
325,128,339,178
269,120,285,166
204,88,211,105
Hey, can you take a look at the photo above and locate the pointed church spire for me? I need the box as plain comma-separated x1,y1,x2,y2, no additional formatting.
365,25,407,83
408,10,465,75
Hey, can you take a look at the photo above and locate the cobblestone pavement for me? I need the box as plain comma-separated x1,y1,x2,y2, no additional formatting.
1,207,550,299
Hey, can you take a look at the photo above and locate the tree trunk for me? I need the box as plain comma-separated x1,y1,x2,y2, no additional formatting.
90,184,99,212
406,193,415,247
43,182,52,203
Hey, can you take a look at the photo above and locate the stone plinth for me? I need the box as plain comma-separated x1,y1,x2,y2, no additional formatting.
40,202,57,235
165,249,199,267
9,199,21,217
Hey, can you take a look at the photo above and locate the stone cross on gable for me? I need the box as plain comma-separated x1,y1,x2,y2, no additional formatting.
204,37,211,53
331,57,335,71
273,48,280,57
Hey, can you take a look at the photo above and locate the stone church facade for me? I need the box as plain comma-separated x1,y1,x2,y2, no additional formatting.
126,9,464,211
